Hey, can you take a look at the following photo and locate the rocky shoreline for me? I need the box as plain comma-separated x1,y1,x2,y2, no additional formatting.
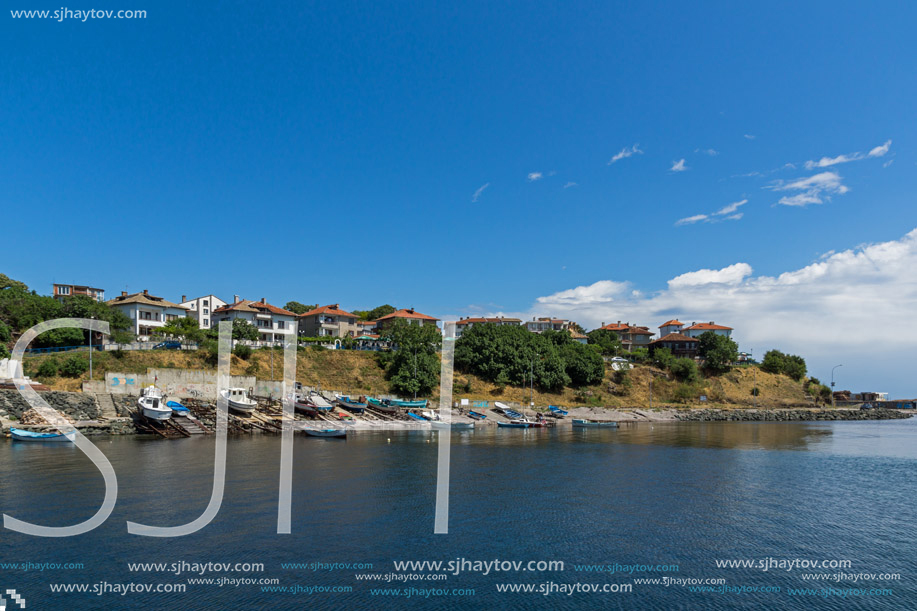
673,408,912,422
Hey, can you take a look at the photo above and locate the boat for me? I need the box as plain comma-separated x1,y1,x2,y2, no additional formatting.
393,399,428,409
294,396,318,417
366,397,400,414
467,410,487,420
406,412,428,422
432,421,474,430
497,419,545,428
336,411,354,421
220,388,257,415
308,392,334,411
501,408,525,420
138,386,171,421
334,395,367,414
548,405,568,418
304,428,347,438
166,400,191,417
9,427,75,442
571,419,618,428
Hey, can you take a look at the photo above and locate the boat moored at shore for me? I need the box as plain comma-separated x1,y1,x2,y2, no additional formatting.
220,388,257,415
138,386,171,421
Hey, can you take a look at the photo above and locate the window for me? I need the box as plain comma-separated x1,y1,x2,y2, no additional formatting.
203,300,209,307
203,308,209,315
203,319,209,327
58,286,71,295
277,321,285,329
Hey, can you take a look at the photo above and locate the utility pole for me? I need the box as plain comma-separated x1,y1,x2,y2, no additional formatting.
413,347,418,400
753,366,757,408
89,316,95,381
530,353,539,410
649,379,653,409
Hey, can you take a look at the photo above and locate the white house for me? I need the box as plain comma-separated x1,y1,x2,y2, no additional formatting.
106,290,190,340
211,297,297,345
180,294,227,330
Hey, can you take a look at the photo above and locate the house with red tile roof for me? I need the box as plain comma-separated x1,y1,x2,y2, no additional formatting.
682,321,733,339
649,332,700,358
375,308,440,331
597,321,654,351
297,304,359,338
107,290,190,340
455,316,522,337
211,297,298,345
658,319,684,337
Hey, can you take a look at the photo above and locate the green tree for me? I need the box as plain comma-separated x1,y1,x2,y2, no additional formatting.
0,274,28,291
381,319,442,396
356,304,396,321
284,301,316,315
560,342,605,386
0,344,9,360
233,344,253,360
60,354,89,378
0,320,11,344
586,328,623,356
157,316,205,342
760,349,786,374
670,357,699,383
651,347,675,370
784,354,807,381
697,331,739,374
36,358,60,378
232,319,260,342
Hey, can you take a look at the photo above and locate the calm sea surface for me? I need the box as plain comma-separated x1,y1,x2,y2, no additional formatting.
1,418,915,609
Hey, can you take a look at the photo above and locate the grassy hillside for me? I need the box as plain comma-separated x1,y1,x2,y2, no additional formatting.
22,348,814,408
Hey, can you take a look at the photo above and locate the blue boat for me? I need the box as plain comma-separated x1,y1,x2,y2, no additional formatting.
366,397,399,414
467,410,487,420
406,412,428,422
503,409,524,420
304,428,347,438
166,400,191,416
394,399,428,409
497,420,545,429
548,405,568,418
571,419,618,428
9,427,75,443
335,396,367,414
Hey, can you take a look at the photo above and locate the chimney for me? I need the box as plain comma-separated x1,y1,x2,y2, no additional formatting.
143,289,149,296
601,322,605,328
408,308,414,314
234,295,240,304
121,291,127,297
709,321,714,325
181,295,187,303
260,297,266,304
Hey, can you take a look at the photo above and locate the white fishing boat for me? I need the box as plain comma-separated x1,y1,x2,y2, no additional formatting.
220,387,257,415
138,385,171,421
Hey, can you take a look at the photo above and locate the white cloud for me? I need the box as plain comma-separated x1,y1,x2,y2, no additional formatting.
868,139,892,157
563,182,578,189
676,214,708,226
527,172,543,182
471,182,490,203
744,134,755,140
608,144,643,165
716,199,748,215
695,148,718,156
670,159,688,172
676,199,747,226
668,262,753,288
771,171,849,207
805,139,893,169
884,159,894,168
528,228,917,395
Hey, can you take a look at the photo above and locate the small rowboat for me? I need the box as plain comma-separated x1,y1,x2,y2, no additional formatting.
571,419,618,428
467,410,487,420
366,397,400,414
548,405,569,418
9,427,75,442
336,412,354,421
304,428,347,438
394,399,428,409
335,396,367,414
406,412,428,422
497,419,545,428
294,398,318,417
166,400,191,417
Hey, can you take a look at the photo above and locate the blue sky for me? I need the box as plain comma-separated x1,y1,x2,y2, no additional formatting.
4,2,917,394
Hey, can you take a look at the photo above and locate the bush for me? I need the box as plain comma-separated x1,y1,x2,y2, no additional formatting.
760,349,807,381
60,354,89,378
651,347,675,370
36,358,60,378
670,358,699,383
233,344,253,360
0,343,9,360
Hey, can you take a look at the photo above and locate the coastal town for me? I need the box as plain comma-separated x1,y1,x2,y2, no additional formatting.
0,276,912,442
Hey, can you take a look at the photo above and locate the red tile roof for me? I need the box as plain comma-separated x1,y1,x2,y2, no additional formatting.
298,304,357,319
659,319,684,328
651,332,699,344
376,308,440,322
456,317,522,326
684,322,733,331
600,322,653,335
212,299,296,317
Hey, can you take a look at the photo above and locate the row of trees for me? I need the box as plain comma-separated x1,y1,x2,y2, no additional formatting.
0,273,134,351
454,324,605,392
760,349,807,381
283,300,398,322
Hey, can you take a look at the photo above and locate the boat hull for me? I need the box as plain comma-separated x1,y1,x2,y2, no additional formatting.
571,419,618,428
304,429,347,438
142,406,173,420
9,428,75,442
497,421,544,428
228,400,256,415
294,401,318,417
335,400,366,414
432,422,474,430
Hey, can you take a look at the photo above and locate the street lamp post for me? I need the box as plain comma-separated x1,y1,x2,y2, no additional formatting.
831,364,843,406
412,347,418,400
649,379,653,409
530,353,539,410
89,316,95,381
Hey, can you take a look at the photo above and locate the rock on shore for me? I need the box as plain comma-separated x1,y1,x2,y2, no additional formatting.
674,408,912,422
